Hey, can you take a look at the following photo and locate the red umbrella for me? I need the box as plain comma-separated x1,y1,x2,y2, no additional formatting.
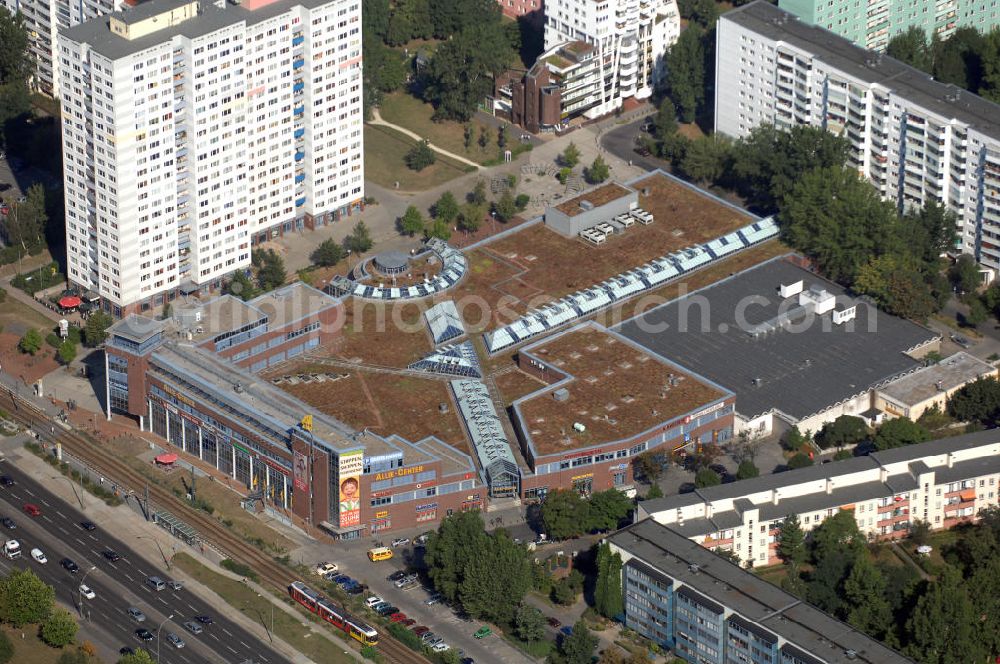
58,295,82,309
155,453,178,465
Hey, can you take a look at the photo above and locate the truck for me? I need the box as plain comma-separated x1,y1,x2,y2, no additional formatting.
4,540,21,559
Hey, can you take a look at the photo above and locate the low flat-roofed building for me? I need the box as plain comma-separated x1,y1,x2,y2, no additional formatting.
636,430,1000,566
544,182,638,237
875,352,998,421
617,255,939,437
512,322,735,499
608,518,917,663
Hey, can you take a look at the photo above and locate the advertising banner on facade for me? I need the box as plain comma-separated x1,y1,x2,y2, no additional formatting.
338,450,364,527
293,451,309,492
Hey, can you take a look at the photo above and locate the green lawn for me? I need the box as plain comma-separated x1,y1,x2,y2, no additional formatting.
172,554,356,664
365,124,475,191
378,92,528,166
0,624,96,663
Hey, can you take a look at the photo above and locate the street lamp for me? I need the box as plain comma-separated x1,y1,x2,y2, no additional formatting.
77,565,96,617
137,535,171,570
156,613,174,664
52,475,84,511
246,596,274,644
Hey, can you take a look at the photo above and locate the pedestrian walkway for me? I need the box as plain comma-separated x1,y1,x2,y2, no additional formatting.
368,111,484,170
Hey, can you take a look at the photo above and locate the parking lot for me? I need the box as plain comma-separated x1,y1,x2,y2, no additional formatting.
310,540,534,663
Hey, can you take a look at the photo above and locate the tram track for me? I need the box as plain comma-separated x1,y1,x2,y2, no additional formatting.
4,392,431,664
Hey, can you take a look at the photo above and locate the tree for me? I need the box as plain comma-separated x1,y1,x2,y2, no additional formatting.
735,460,759,480
362,38,407,113
493,191,518,222
584,155,610,184
949,254,981,294
909,519,932,547
470,179,488,205
969,554,1000,656
400,205,426,236
551,576,578,605
777,514,806,567
601,550,623,618
843,556,893,641
780,166,899,285
427,218,452,241
906,567,987,664
363,0,390,38
514,604,545,642
594,543,610,617
459,530,531,623
780,425,808,452
83,311,112,347
552,621,599,664
224,271,259,301
872,417,930,451
597,648,626,664
425,511,490,604
815,415,868,450
253,248,287,291
117,651,156,664
41,607,78,647
404,139,437,171
434,191,460,224
853,254,943,320
811,510,866,563
345,220,374,254
423,22,515,121
679,135,730,185
541,490,590,540
663,26,705,123
57,340,76,366
3,184,47,253
588,489,633,532
652,99,678,141
458,203,485,233
933,28,986,91
887,26,933,73
463,124,474,151
966,297,989,326
947,376,1000,425
633,451,664,483
0,630,11,664
310,238,345,267
0,568,54,627
561,142,581,168
18,328,42,355
786,453,813,470
644,484,663,500
694,467,721,488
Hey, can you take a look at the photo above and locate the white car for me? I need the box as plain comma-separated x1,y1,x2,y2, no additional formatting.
364,596,384,609
315,562,339,576
431,642,451,653
30,548,46,564
79,584,95,600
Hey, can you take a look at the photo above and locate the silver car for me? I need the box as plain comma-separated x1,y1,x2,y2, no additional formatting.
166,632,185,649
183,621,203,635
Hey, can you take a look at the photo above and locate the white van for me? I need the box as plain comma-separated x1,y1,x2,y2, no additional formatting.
30,548,46,563
4,540,20,559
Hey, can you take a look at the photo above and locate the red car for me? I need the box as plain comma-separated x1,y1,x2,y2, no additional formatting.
401,619,416,627
389,613,408,623
412,626,429,636
23,504,41,517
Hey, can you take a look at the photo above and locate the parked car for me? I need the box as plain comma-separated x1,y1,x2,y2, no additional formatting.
547,617,561,628
412,626,429,637
315,562,339,576
376,605,399,617
401,619,416,627
426,636,444,647
425,592,443,606
332,574,351,585
371,601,390,613
432,642,450,652
395,575,418,588
365,596,384,609
560,626,573,637
390,537,410,547
474,626,491,639
344,584,364,595
389,613,408,623
951,334,973,349
420,631,438,643
386,570,407,582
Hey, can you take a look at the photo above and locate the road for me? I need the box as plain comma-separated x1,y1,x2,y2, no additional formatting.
0,464,287,664
598,116,663,173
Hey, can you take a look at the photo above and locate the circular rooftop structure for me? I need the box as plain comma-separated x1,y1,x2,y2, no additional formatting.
372,251,409,275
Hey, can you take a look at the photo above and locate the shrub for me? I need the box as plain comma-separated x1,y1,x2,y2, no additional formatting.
46,333,61,348
387,622,424,651
515,193,530,210
404,140,436,171
220,559,258,582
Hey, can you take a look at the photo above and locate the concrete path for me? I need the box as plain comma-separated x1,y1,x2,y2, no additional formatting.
369,111,483,170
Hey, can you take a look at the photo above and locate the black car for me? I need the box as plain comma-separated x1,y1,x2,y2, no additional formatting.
386,570,407,582
0,476,14,487
119,647,135,655
376,605,399,617
135,629,154,642
103,549,122,562
80,521,97,531
61,558,80,573
194,615,213,625
0,517,16,530
708,464,728,477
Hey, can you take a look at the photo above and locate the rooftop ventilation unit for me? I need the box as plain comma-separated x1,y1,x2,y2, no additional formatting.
832,305,857,325
688,563,700,574
778,280,803,298
845,650,858,660
234,382,244,393
553,388,569,402
579,200,594,211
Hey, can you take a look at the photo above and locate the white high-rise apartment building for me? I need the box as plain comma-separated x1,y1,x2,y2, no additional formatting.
2,0,125,97
543,0,679,117
716,1,1000,272
58,0,364,316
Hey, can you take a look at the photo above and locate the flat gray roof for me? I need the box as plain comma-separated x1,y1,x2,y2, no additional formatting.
617,256,936,421
247,282,340,331
61,0,336,60
639,429,1000,519
878,351,996,407
725,1,1000,140
610,519,916,664
110,314,164,343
